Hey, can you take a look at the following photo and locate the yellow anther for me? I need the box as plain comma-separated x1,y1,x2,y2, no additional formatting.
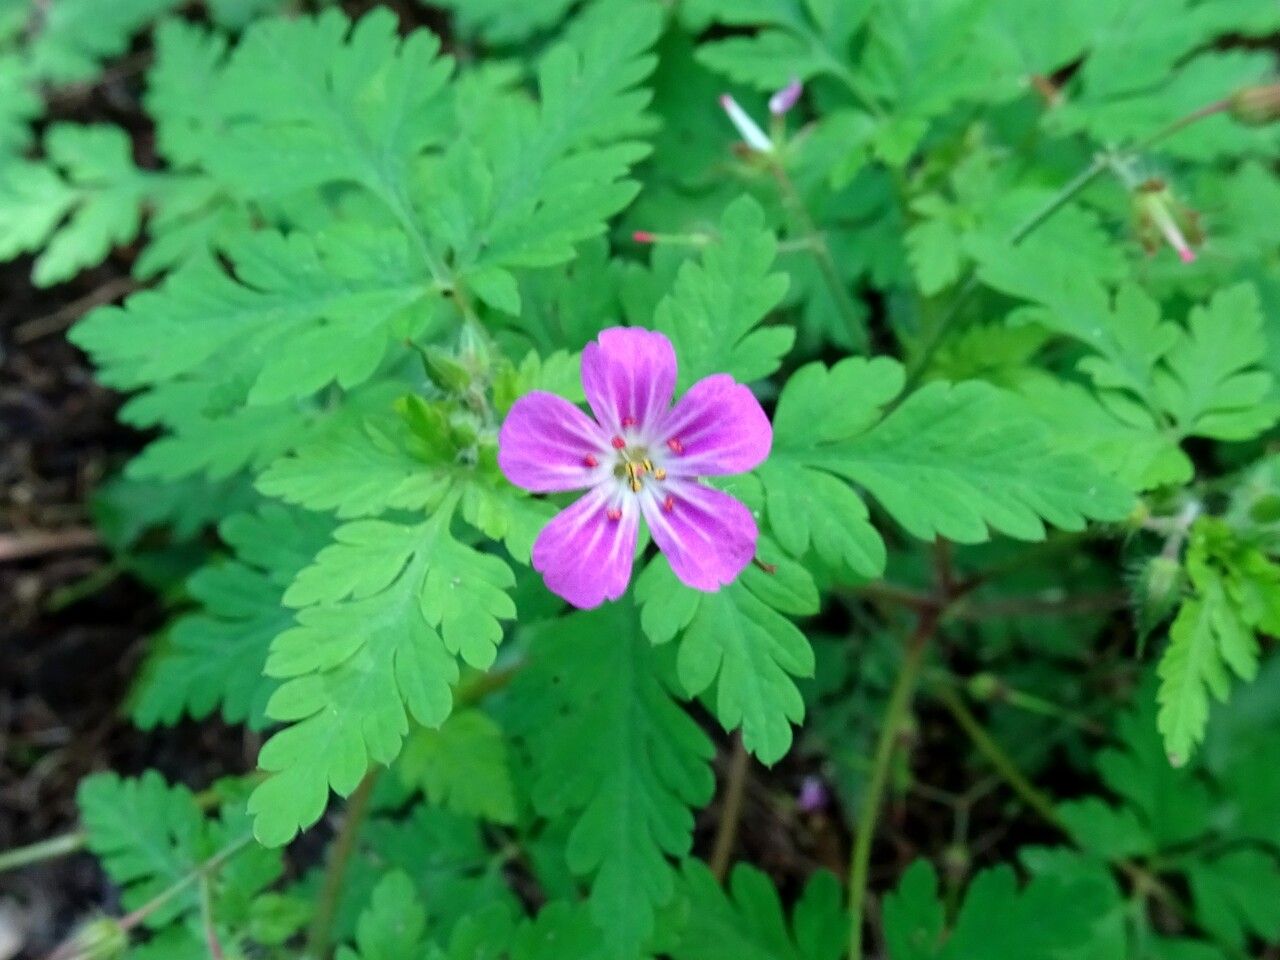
629,478,643,493
653,467,667,480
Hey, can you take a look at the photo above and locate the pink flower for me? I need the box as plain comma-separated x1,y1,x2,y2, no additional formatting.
1135,179,1201,265
719,94,774,153
769,78,803,116
498,327,772,609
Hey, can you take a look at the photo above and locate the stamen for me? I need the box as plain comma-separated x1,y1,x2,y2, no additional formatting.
584,454,599,467
667,438,683,454
630,478,644,493
611,436,626,450
621,416,638,428
641,458,654,472
663,495,675,512
606,507,623,521
654,467,667,480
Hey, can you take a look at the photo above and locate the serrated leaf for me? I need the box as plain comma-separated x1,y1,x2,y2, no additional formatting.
208,9,453,210
1187,850,1280,949
882,860,1111,960
77,772,206,927
336,872,429,960
1154,284,1278,441
636,543,818,763
26,0,181,84
131,506,334,730
509,601,715,957
399,708,517,824
249,502,515,845
669,862,845,960
654,195,792,390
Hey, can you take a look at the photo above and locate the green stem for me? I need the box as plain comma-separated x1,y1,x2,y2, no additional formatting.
933,685,1060,824
307,769,381,960
768,162,867,350
934,686,1196,929
117,834,253,932
848,611,937,960
709,735,750,882
903,91,1232,389
0,831,85,873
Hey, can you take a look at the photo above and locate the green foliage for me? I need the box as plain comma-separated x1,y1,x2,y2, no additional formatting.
131,505,334,730
637,540,820,763
10,0,1280,957
669,862,845,960
510,602,715,955
248,503,516,845
881,859,1111,959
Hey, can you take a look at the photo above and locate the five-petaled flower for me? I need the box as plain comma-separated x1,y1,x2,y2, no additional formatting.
498,327,772,609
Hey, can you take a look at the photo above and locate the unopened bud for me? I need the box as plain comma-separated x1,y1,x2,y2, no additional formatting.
422,345,472,393
71,918,128,960
796,775,829,813
967,673,1003,702
1231,83,1280,125
719,94,773,153
1134,178,1202,265
768,78,803,116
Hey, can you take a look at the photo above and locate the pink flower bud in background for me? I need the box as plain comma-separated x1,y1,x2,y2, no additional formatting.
719,94,773,153
797,775,829,813
1134,178,1202,265
769,77,803,116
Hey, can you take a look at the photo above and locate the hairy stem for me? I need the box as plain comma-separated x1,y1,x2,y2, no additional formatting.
933,685,1059,824
710,735,750,882
307,769,380,960
198,874,225,960
768,162,867,351
848,609,937,960
0,831,85,873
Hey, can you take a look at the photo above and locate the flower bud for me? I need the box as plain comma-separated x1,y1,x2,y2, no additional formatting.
1134,178,1202,264
796,775,829,813
966,673,1003,702
422,344,472,394
1231,83,1280,125
769,78,803,116
719,94,773,153
70,918,128,960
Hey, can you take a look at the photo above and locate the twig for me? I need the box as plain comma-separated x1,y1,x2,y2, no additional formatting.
0,527,101,563
13,277,138,343
40,834,253,960
0,832,84,873
307,770,380,960
949,590,1129,621
198,875,224,960
848,608,937,960
709,735,750,882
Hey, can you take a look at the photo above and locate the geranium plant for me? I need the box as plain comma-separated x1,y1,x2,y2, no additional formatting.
2,0,1279,958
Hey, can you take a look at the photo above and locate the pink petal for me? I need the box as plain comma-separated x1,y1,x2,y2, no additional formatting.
498,391,610,493
659,374,772,477
581,327,677,436
769,78,803,116
533,487,639,609
642,480,757,592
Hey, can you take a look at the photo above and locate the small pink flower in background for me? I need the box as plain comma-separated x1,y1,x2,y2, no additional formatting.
797,775,829,813
769,77,803,116
720,79,805,154
719,94,773,153
1135,178,1202,264
499,327,772,609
